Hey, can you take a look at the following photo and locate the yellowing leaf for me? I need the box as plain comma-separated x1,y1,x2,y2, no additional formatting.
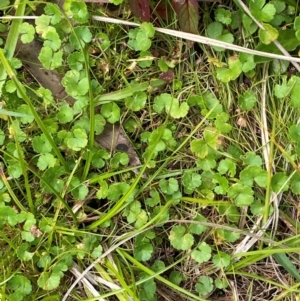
207,57,227,67
217,55,242,82
259,23,278,44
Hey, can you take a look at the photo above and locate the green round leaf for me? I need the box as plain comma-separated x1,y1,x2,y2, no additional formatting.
291,174,300,194
19,22,35,43
44,3,62,25
204,127,220,149
250,200,264,215
107,182,134,202
70,1,89,24
71,183,89,201
37,272,60,290
134,241,153,261
94,114,106,135
38,46,62,70
169,271,184,285
169,225,194,250
259,23,279,44
67,51,85,71
207,22,234,51
70,26,92,49
125,91,147,111
37,153,56,171
291,76,300,108
101,103,120,123
240,165,268,188
217,56,242,82
238,91,257,111
138,51,153,68
289,124,300,142
271,172,289,192
159,178,179,195
207,22,223,39
145,189,160,207
215,278,228,289
215,112,232,134
41,166,65,193
94,32,110,51
92,245,103,258
0,129,5,145
62,70,89,97
250,0,276,22
216,227,240,243
16,243,34,261
43,27,61,51
32,134,52,153
67,128,88,151
191,242,212,263
191,139,208,159
195,276,214,295
217,158,236,176
212,251,231,268
56,105,73,123
215,8,232,25
140,22,155,38
241,152,262,166
228,183,254,206
213,174,229,194
8,275,32,299
189,214,208,234
125,200,141,223
182,172,202,194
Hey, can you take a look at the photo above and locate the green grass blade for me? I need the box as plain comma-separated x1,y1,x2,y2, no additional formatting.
88,123,167,229
0,109,33,118
12,124,34,213
0,0,26,95
227,271,300,291
119,250,208,301
0,165,26,212
273,253,300,281
94,79,165,105
81,50,94,181
0,49,68,171
31,167,77,222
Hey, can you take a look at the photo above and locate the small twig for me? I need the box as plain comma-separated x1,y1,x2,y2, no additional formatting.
70,265,104,300
62,229,146,301
234,0,300,71
233,67,276,256
63,219,277,300
232,216,273,256
92,16,300,63
0,16,38,19
261,66,281,236
3,14,300,63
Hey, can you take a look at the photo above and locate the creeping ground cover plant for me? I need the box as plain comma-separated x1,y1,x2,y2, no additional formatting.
1,0,300,300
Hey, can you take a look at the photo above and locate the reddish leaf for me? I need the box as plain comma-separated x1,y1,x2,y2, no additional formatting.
154,0,173,21
159,69,174,83
128,0,150,22
172,0,199,33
